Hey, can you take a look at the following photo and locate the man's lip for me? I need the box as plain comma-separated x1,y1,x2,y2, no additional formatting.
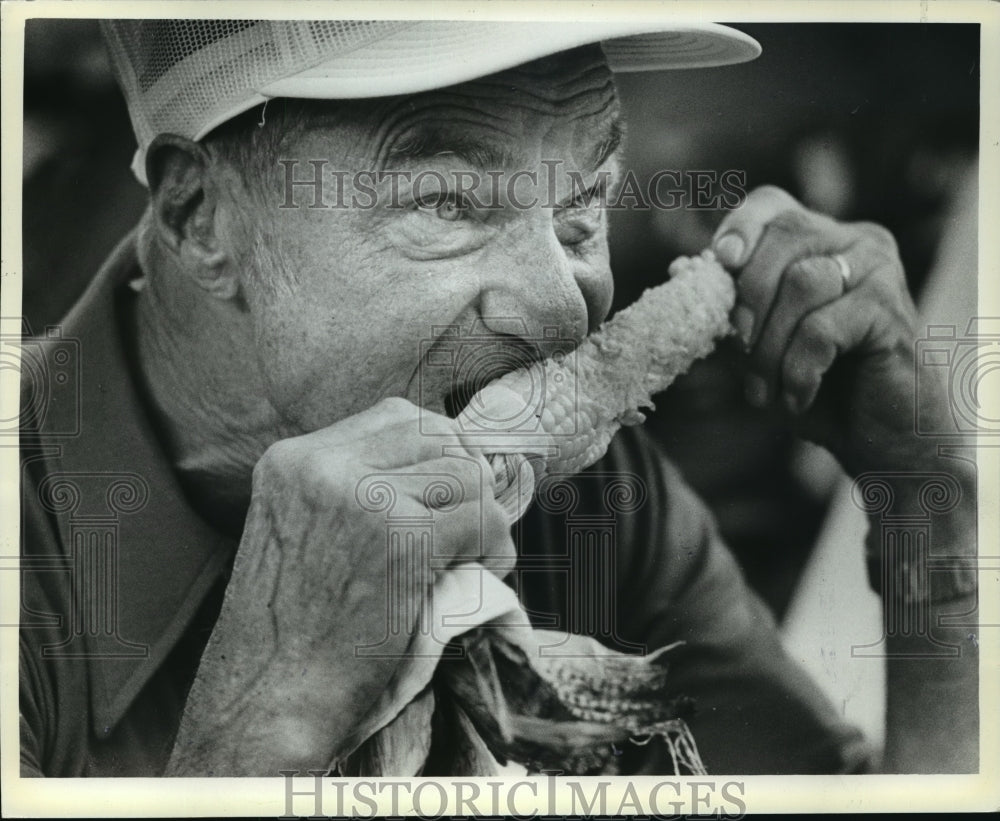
445,367,525,418
410,326,569,418
444,381,483,418
443,337,552,418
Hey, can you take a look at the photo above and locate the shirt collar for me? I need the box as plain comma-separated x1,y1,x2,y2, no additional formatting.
50,231,234,738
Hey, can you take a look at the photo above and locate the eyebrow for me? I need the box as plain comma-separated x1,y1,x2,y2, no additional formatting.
384,115,625,173
384,127,519,171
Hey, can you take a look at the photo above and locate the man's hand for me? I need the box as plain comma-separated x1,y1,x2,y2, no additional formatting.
714,187,979,773
166,397,515,776
712,185,932,476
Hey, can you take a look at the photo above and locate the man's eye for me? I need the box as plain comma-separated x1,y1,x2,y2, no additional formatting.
417,194,469,222
557,223,594,248
555,186,605,248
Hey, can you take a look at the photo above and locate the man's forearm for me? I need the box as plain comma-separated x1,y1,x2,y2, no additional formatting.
166,689,336,777
883,593,978,772
865,458,979,773
164,624,336,776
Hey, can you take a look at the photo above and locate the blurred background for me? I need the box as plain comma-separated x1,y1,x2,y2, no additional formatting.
21,21,979,626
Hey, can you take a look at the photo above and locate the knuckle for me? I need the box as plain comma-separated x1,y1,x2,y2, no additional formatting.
784,260,823,297
750,184,797,208
255,437,301,478
482,495,509,532
443,456,484,498
481,503,517,559
443,505,482,554
296,449,345,495
865,269,907,304
766,207,812,237
253,437,351,504
377,395,416,415
854,220,899,253
250,456,273,491
866,272,891,300
786,257,841,300
735,279,765,314
736,267,774,312
419,407,460,438
799,311,833,344
489,538,518,577
782,355,817,395
471,451,497,485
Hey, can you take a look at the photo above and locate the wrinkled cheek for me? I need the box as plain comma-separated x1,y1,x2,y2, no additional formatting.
250,313,322,427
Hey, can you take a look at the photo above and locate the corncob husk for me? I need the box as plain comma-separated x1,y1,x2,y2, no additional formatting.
440,628,705,775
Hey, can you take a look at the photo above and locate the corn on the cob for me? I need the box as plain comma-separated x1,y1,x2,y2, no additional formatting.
458,249,735,518
344,251,734,777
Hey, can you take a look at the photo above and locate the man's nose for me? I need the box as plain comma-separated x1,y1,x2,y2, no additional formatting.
477,222,613,346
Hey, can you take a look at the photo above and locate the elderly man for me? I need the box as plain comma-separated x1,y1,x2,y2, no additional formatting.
20,20,977,778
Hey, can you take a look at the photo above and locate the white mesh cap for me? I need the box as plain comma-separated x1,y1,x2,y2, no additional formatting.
100,19,761,184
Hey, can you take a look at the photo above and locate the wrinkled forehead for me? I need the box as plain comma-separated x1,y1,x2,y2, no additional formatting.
285,44,620,168
465,43,618,111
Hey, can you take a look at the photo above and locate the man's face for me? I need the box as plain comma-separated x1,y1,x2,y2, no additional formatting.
229,46,621,433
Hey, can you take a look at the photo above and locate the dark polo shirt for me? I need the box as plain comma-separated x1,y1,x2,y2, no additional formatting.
19,234,871,776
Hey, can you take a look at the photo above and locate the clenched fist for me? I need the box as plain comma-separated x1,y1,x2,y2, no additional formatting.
714,186,978,772
166,398,516,775
712,185,942,476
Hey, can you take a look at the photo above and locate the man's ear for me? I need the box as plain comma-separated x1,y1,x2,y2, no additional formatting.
145,134,239,300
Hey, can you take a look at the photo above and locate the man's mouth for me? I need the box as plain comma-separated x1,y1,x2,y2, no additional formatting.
444,381,480,419
442,338,550,418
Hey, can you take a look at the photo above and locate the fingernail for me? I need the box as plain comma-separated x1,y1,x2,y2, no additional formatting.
745,374,768,407
715,233,746,267
732,305,755,350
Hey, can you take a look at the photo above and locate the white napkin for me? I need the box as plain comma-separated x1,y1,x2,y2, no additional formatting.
334,563,531,766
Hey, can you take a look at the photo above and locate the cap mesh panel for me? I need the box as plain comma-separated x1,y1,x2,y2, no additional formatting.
97,19,760,184
101,19,412,151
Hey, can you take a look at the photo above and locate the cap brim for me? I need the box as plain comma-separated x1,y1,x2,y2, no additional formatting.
191,21,759,142
130,20,760,183
260,21,759,98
